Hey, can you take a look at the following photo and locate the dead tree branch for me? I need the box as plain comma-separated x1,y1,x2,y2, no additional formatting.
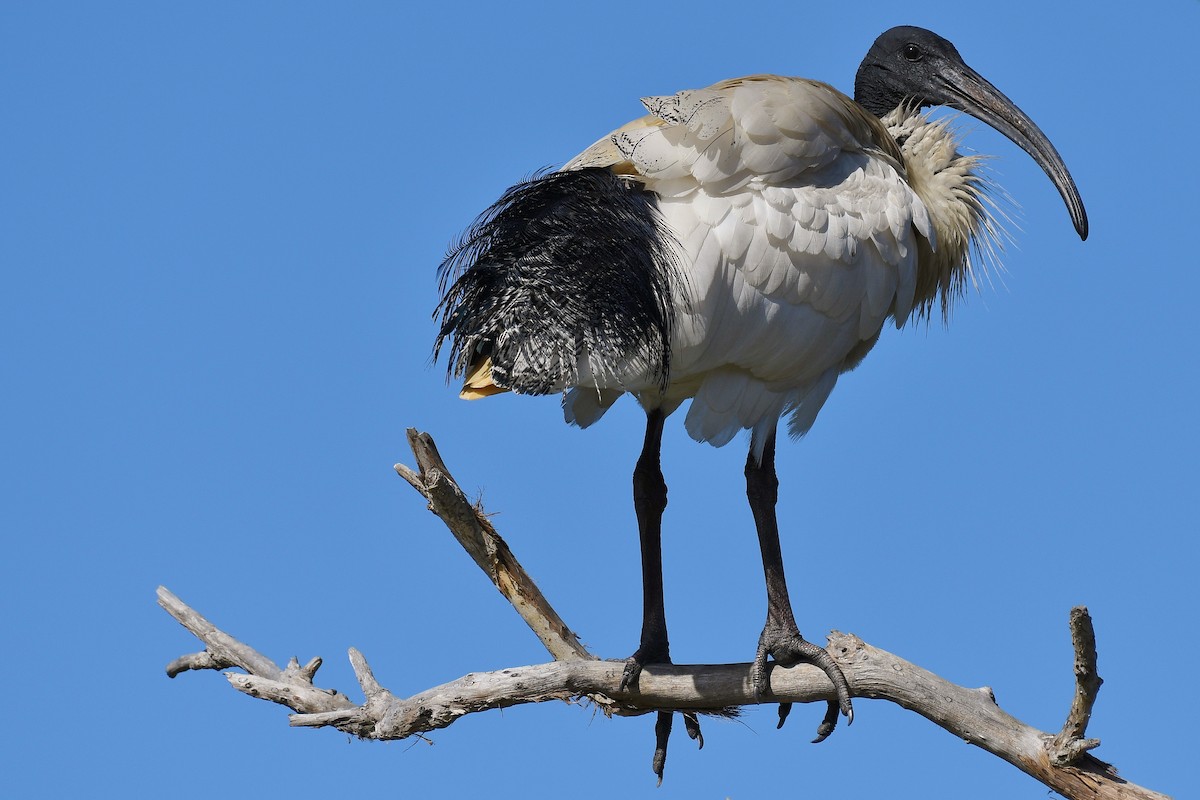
1050,606,1105,765
395,429,592,662
158,429,1169,800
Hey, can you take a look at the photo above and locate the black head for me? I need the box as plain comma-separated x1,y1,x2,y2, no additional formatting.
855,26,968,117
855,26,1088,240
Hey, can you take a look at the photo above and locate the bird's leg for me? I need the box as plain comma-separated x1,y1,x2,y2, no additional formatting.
622,409,670,689
619,409,697,783
746,427,853,742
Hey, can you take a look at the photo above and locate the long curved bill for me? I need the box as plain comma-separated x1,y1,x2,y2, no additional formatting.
939,63,1088,240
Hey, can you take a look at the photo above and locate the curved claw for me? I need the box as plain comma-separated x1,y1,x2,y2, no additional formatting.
776,701,793,730
798,641,854,725
811,700,840,743
752,626,854,739
683,711,703,749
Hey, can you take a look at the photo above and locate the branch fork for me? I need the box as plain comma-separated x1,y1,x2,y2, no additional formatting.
159,429,1168,800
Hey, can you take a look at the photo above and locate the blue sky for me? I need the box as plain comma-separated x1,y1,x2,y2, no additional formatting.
2,2,1195,797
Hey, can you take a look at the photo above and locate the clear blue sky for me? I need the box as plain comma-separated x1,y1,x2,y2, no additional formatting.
2,2,1194,798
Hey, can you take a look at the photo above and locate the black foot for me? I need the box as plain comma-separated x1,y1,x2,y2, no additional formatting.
752,621,853,742
620,645,663,693
620,634,673,692
619,646,702,784
648,709,704,784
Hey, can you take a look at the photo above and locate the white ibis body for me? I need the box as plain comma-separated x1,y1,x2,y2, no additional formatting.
435,26,1086,778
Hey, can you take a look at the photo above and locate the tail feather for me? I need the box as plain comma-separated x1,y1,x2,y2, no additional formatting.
434,167,681,397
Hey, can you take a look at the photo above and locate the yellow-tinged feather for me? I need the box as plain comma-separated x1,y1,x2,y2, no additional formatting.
459,357,508,400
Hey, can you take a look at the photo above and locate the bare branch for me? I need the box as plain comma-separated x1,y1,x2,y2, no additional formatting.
158,586,282,680
396,428,592,662
158,430,1171,800
165,649,234,677
158,585,358,716
1050,606,1105,765
159,586,1166,800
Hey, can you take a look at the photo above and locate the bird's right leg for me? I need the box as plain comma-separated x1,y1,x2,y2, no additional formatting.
746,426,853,742
620,408,697,782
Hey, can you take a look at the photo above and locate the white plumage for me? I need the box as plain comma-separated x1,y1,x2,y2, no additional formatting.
561,76,940,459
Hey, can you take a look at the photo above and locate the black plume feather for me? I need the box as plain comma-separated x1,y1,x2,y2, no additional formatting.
434,167,680,395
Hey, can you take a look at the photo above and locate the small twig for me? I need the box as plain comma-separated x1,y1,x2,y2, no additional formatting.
158,586,282,680
1050,606,1104,765
158,585,357,716
393,462,426,496
350,647,386,699
287,656,323,683
166,650,234,677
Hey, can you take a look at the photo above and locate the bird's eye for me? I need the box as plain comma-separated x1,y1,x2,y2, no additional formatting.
902,44,922,61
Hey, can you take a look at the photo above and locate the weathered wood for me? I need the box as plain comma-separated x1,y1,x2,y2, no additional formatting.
160,586,282,680
397,429,592,663
1050,606,1104,764
157,430,1171,800
159,586,359,716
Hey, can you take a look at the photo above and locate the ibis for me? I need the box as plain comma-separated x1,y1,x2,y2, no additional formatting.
434,25,1087,778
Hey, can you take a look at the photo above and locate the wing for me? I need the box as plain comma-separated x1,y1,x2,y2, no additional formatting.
569,77,932,337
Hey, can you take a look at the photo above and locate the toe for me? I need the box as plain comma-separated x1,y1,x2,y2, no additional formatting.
651,711,672,785
751,638,771,696
683,711,703,749
810,700,840,743
619,658,642,692
755,623,854,739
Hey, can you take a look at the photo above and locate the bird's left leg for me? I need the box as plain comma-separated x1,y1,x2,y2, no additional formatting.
746,426,853,742
622,409,670,690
